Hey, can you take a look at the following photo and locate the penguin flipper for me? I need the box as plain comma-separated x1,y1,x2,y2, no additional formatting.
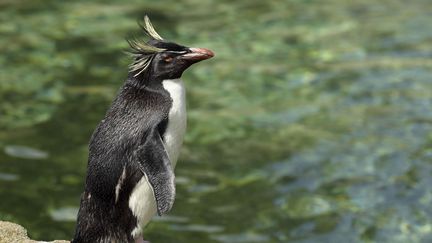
134,127,175,215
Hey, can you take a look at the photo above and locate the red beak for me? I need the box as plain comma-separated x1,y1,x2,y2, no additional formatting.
181,47,214,62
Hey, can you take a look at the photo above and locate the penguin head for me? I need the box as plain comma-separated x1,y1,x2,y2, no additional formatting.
128,16,214,80
148,40,214,79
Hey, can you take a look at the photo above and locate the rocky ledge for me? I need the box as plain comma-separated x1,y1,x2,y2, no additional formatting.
0,221,69,243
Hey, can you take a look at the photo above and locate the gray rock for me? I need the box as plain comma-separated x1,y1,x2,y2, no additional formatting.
0,221,69,243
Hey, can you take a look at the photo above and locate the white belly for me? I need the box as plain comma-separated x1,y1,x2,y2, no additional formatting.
128,175,157,238
129,78,186,239
161,78,187,168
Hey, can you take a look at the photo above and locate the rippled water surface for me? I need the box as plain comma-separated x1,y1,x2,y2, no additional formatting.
1,0,432,242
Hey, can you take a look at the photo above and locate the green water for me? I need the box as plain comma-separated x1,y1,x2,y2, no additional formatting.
1,0,432,242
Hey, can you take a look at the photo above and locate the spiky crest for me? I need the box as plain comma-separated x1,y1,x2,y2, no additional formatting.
141,15,164,40
127,15,165,76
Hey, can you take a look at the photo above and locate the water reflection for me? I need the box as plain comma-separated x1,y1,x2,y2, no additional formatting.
0,0,431,242
4,145,49,160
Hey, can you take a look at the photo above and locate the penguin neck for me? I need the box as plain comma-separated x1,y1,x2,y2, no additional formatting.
126,71,164,90
126,69,183,90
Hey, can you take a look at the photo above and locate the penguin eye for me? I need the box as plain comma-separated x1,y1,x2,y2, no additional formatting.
164,56,173,63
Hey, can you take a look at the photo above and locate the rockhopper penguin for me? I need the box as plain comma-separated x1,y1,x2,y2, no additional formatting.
72,16,214,243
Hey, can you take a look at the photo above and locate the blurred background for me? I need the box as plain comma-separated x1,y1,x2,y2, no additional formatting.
1,0,432,242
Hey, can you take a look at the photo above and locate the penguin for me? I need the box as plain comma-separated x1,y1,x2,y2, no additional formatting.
72,16,214,243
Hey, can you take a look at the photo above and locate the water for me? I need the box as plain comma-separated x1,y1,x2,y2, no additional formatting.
1,0,432,242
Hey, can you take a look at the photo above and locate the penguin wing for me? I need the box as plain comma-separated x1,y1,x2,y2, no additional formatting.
133,127,175,215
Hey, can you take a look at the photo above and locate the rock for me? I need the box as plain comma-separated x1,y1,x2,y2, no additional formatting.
0,221,69,243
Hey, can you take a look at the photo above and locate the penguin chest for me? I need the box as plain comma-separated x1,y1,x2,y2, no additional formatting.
162,78,187,168
128,79,186,239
